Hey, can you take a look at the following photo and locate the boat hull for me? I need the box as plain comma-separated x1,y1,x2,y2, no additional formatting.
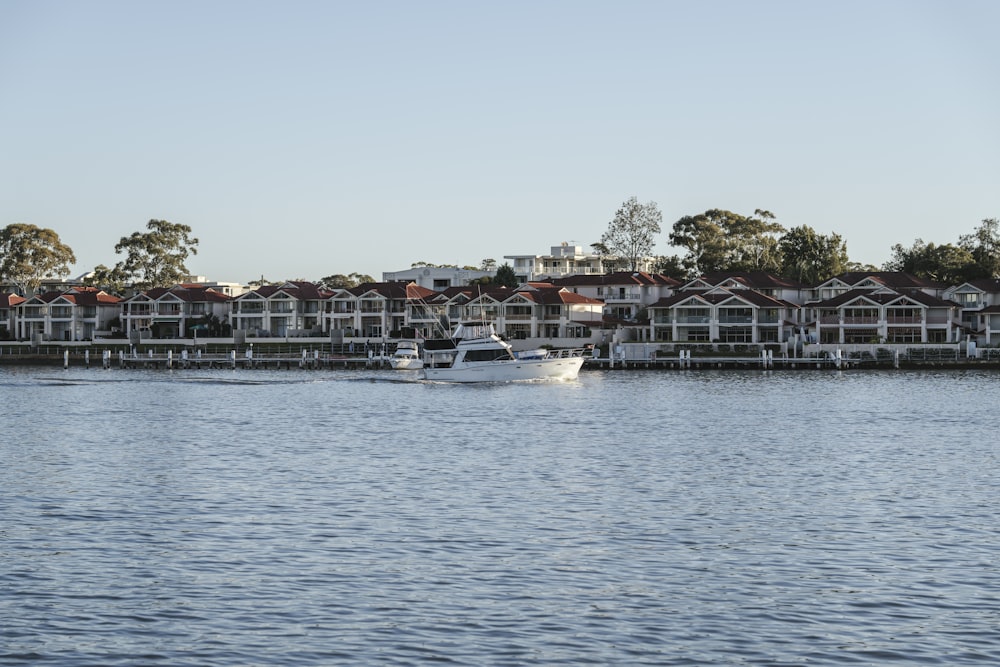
390,358,424,370
422,356,583,383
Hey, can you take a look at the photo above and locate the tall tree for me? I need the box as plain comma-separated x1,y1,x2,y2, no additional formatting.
669,209,783,275
601,197,662,272
0,223,77,295
106,219,199,290
493,263,519,288
651,254,688,280
959,218,1000,278
727,209,785,272
319,273,374,289
778,225,850,284
884,238,975,284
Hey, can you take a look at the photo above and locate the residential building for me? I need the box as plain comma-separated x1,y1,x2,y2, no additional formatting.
381,266,493,290
548,271,680,321
648,286,798,343
327,282,439,338
13,287,120,341
120,285,232,338
804,272,959,344
1,293,25,338
230,281,330,337
504,242,657,282
943,279,1000,346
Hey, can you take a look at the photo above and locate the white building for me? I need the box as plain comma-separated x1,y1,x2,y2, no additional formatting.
504,242,657,282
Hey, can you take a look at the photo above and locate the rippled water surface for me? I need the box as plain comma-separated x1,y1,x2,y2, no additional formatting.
2,367,999,665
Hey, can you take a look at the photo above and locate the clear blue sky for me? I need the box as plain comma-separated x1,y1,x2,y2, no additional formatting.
2,1,998,283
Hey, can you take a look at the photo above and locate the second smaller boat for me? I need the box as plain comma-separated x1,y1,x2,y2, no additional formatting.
389,340,424,370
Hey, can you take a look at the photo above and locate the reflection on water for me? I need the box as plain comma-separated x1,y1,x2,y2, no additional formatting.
2,367,999,665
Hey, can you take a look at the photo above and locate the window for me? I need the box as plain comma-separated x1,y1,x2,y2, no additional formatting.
682,327,710,342
720,327,752,343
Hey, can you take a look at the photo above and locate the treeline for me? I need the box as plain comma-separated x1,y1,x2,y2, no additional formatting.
597,197,1000,284
3,207,1000,296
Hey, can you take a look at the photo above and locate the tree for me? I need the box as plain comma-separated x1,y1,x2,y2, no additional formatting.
601,197,662,272
778,225,850,284
481,258,497,271
884,238,975,284
85,263,130,293
104,219,199,291
669,209,784,275
651,254,688,280
959,218,1000,278
494,263,519,288
0,223,76,295
727,209,785,273
318,273,374,289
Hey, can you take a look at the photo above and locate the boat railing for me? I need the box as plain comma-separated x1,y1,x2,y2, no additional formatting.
543,347,590,359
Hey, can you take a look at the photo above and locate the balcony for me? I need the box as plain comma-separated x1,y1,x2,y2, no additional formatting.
602,292,641,302
718,315,753,324
675,315,710,324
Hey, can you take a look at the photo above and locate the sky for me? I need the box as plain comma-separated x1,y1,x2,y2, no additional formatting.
2,1,999,284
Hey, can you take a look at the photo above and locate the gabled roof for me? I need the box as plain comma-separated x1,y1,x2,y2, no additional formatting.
348,281,438,301
950,278,1000,294
238,281,331,300
126,285,231,303
25,287,120,306
649,286,787,309
520,287,603,306
694,271,806,291
548,271,680,288
1,293,26,308
820,271,944,291
810,287,957,309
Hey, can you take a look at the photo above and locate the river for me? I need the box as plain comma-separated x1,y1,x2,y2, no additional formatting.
2,367,999,665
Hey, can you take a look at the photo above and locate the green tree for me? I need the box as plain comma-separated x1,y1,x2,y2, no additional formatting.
85,263,130,293
671,209,782,275
319,272,374,289
651,254,688,280
0,223,77,295
884,238,975,284
959,218,1000,278
481,258,497,271
727,209,785,272
601,197,662,272
493,263,519,288
105,219,199,291
778,225,850,284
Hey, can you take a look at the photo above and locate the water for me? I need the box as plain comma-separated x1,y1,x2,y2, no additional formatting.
2,367,999,665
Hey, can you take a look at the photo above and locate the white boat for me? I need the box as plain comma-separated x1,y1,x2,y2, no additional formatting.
389,340,424,370
422,322,586,383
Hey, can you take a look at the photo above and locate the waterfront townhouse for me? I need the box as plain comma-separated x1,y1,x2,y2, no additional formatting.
450,285,604,340
647,286,797,343
120,285,232,339
230,281,330,337
548,271,680,322
326,282,438,339
805,288,959,344
810,272,947,301
13,287,120,341
511,285,604,339
943,279,1000,346
803,272,957,344
642,272,804,344
692,271,809,305
1,293,25,339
